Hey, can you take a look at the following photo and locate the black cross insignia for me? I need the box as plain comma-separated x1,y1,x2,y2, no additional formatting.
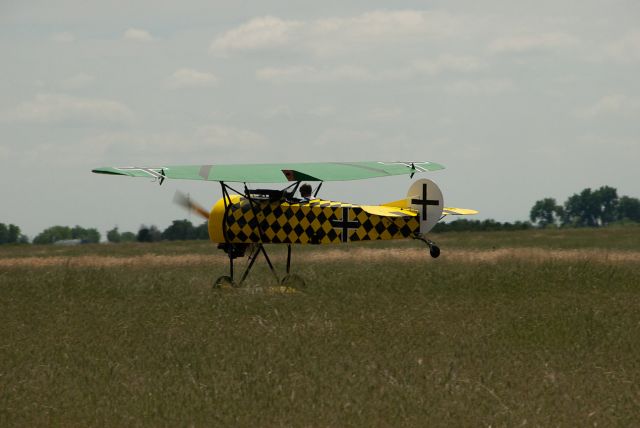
411,183,439,221
330,207,360,242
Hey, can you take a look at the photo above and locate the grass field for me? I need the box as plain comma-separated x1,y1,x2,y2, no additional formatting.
1,228,639,426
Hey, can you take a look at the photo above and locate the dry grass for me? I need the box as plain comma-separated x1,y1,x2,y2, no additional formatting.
0,254,218,269
2,247,639,269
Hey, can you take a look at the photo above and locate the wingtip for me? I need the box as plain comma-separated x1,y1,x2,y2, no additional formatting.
92,167,125,175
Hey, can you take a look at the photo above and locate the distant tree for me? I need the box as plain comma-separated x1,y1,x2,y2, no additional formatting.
563,189,597,227
195,222,209,240
70,225,101,243
33,225,100,244
432,219,531,233
107,227,121,243
7,224,20,243
594,186,619,226
617,196,640,222
86,228,101,243
137,227,151,242
0,223,23,244
33,226,72,244
0,223,7,244
162,220,196,241
530,198,563,227
120,231,136,242
563,186,619,227
137,225,162,242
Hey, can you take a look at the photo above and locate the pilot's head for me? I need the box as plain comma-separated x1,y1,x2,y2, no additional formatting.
300,184,312,198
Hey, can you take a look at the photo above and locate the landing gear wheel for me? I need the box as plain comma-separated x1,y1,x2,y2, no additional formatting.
213,275,238,289
429,245,441,259
280,274,306,289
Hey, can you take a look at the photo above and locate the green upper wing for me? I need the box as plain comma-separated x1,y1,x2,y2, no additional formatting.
92,161,444,183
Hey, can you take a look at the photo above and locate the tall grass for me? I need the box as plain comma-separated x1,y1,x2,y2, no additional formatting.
1,229,639,426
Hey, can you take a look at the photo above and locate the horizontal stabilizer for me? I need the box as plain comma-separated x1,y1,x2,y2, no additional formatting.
381,197,412,209
442,207,479,216
361,205,416,217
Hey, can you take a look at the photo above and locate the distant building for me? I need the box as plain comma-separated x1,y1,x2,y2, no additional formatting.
53,239,84,246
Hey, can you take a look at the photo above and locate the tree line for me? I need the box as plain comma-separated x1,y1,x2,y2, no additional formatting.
434,185,640,232
529,185,640,228
107,220,209,243
0,220,209,245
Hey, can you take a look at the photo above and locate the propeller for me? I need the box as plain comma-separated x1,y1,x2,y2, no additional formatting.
173,191,210,220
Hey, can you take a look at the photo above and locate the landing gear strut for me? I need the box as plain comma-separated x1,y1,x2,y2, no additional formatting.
213,243,305,288
413,235,441,258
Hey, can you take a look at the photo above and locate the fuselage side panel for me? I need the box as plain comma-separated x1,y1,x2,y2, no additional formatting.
210,197,419,244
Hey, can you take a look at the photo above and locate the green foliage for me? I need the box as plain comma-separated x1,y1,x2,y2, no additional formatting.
532,186,640,228
106,227,121,243
563,186,619,227
194,222,209,240
33,225,100,245
433,219,531,233
120,231,136,242
0,222,25,244
137,225,162,242
596,185,619,225
33,225,72,244
617,196,640,222
72,225,100,243
161,219,208,241
529,197,563,227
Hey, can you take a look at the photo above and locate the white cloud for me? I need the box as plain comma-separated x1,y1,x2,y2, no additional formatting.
210,16,301,53
84,125,268,163
311,10,459,42
262,105,293,119
489,32,578,54
444,79,514,96
365,106,403,121
256,55,485,84
51,32,75,43
194,125,267,149
166,68,218,89
256,65,373,83
411,55,487,75
211,10,463,57
308,105,336,117
123,28,154,42
0,145,10,161
313,128,376,149
61,73,95,90
577,94,640,118
2,93,134,125
605,30,640,63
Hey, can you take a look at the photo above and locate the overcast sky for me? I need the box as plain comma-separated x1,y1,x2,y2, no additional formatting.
1,1,639,239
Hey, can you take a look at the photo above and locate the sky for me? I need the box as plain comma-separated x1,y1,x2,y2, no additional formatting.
1,1,639,239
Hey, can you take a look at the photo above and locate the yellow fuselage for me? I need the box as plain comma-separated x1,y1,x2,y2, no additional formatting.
208,195,420,245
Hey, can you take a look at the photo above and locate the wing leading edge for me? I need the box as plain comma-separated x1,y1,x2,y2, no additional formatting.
92,161,445,183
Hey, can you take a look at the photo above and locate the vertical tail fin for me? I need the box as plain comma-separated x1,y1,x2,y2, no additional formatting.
407,179,444,234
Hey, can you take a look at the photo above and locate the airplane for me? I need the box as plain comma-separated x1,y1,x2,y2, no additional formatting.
92,161,477,288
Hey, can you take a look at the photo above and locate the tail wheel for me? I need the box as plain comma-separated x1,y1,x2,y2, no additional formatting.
213,275,238,289
429,245,440,259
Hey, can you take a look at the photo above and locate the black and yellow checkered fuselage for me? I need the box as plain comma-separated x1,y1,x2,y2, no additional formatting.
208,195,420,245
